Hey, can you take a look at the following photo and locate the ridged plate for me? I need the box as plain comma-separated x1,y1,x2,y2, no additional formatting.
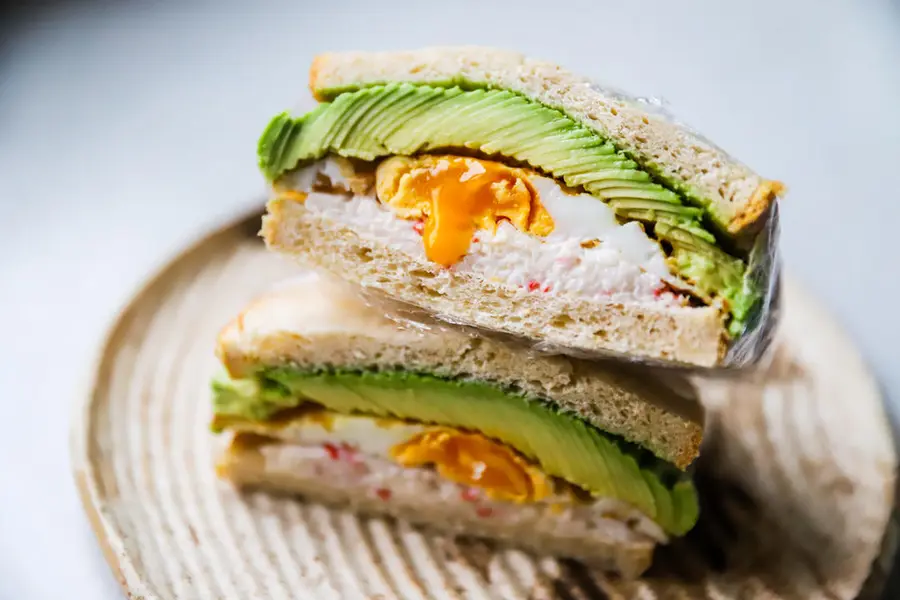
72,212,898,599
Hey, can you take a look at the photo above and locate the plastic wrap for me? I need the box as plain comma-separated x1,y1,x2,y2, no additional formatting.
351,199,781,375
622,88,782,370
355,258,780,378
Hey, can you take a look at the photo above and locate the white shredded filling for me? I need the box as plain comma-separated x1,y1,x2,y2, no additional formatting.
284,158,683,306
232,412,669,543
237,432,667,543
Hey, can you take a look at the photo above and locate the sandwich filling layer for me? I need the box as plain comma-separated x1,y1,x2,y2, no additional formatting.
220,428,667,544
212,368,699,536
282,156,688,307
258,83,760,334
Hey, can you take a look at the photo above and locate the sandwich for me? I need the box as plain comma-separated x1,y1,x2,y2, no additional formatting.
257,47,783,367
211,272,704,578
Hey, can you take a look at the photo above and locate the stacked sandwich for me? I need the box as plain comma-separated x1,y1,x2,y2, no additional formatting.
211,47,782,577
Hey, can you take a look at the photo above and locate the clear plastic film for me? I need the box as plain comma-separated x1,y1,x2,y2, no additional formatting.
352,237,780,378
343,225,782,376
596,86,781,373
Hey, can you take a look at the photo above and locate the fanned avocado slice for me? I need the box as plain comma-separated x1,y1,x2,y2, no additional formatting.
212,368,699,536
655,222,759,333
258,84,687,211
257,84,758,334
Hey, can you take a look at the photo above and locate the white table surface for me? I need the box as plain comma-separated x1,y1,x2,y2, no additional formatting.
2,1,899,598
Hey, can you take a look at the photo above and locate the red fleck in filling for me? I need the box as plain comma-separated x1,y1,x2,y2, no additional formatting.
460,488,480,502
476,506,493,518
375,488,392,501
340,442,361,461
524,280,552,293
413,220,424,235
323,443,340,461
323,442,362,463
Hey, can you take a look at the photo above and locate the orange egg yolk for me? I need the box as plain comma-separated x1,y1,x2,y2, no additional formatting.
389,428,553,503
375,155,555,267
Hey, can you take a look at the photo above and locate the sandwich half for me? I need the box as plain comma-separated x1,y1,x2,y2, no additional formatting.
259,47,783,367
212,273,704,577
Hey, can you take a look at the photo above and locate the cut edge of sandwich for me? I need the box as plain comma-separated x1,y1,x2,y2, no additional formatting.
218,432,655,578
261,197,727,369
307,45,784,235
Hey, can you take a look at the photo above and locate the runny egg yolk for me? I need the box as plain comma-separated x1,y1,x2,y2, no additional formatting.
375,155,555,267
389,428,553,503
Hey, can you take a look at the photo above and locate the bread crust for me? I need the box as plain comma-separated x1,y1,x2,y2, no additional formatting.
218,437,656,578
307,46,782,234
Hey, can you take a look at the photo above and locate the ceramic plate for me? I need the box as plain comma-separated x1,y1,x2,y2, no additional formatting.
72,212,898,599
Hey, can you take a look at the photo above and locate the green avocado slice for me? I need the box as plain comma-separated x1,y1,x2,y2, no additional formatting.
257,84,758,334
655,222,759,333
212,368,699,536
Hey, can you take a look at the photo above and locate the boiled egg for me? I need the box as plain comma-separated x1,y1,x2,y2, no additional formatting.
375,155,555,267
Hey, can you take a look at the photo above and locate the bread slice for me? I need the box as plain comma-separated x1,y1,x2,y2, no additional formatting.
308,46,784,234
218,433,656,578
262,196,727,368
217,272,704,469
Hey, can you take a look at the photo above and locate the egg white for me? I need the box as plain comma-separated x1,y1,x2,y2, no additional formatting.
230,412,427,459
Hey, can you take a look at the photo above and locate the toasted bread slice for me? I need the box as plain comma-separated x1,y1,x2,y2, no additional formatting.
216,272,704,469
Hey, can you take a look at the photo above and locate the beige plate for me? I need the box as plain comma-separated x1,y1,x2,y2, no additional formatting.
72,211,899,600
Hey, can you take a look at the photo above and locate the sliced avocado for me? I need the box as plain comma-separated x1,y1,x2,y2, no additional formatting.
295,101,347,157
257,113,294,180
365,84,437,145
212,375,296,420
328,88,384,149
212,368,699,536
573,170,652,188
344,84,414,150
609,198,703,217
319,89,371,149
553,145,618,173
610,199,709,243
258,85,695,219
504,119,577,155
314,80,739,230
655,222,758,334
257,84,759,332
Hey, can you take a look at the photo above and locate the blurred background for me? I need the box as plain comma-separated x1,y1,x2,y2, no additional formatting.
2,0,899,597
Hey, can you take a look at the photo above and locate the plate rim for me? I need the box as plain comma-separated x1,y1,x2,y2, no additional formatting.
70,209,265,599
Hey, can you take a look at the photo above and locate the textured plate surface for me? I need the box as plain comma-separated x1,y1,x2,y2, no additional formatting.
72,213,898,600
